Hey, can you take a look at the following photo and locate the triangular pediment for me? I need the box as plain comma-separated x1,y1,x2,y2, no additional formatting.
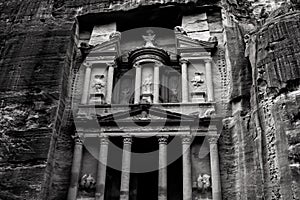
88,37,121,57
98,104,196,122
176,34,218,54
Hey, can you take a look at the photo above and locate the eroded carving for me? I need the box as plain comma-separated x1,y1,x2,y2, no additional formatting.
142,74,153,94
92,75,106,94
142,29,156,47
79,174,96,192
191,72,204,91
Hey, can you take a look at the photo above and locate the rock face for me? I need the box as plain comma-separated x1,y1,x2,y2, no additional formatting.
0,0,299,200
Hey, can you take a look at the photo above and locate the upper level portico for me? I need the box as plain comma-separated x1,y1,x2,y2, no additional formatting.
75,27,218,120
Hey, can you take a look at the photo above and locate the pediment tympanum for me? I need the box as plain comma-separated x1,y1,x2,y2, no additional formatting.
97,104,197,123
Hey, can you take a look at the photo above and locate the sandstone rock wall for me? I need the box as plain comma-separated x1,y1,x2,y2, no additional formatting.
219,0,300,199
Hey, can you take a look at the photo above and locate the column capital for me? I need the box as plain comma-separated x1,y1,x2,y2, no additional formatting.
208,136,219,144
179,58,189,65
123,136,133,144
133,63,141,68
84,62,92,68
203,58,213,63
154,62,163,68
99,136,109,145
181,135,193,144
72,135,84,145
106,62,117,68
157,135,169,144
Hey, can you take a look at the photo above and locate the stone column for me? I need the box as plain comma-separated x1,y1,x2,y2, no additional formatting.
95,137,109,200
105,63,115,104
158,136,168,200
67,136,84,200
208,137,222,200
153,63,160,103
120,137,132,200
180,59,189,103
182,135,192,200
81,62,92,104
134,63,142,104
204,59,214,102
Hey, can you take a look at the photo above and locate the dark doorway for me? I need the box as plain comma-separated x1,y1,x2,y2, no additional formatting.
130,137,159,200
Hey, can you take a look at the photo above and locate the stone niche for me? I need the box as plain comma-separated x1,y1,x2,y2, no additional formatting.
188,61,207,103
191,137,212,200
89,63,108,104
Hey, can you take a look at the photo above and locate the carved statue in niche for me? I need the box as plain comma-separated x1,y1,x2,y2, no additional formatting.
91,74,106,94
191,72,204,91
120,88,131,104
142,74,153,94
169,76,179,103
142,29,156,47
194,174,211,200
79,174,96,192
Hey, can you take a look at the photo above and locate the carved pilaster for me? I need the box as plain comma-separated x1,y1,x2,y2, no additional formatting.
81,62,92,104
180,59,189,103
181,135,192,200
134,63,142,104
158,135,168,200
120,136,132,200
208,136,221,200
204,59,214,102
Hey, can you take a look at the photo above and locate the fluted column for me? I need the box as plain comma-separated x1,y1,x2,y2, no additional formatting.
95,136,109,200
208,137,221,200
204,59,214,102
81,62,92,104
120,137,133,200
134,64,142,104
106,63,115,104
67,136,84,200
158,136,168,200
180,59,189,103
153,63,160,103
182,135,192,200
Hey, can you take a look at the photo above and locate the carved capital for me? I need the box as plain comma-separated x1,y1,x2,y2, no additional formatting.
72,135,84,145
84,62,92,69
180,58,189,65
203,59,212,64
181,135,193,144
154,62,163,68
207,137,219,144
133,63,141,68
158,136,168,144
100,136,109,145
109,31,121,40
123,136,133,145
107,62,117,68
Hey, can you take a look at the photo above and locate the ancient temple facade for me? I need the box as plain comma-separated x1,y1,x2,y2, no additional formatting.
1,1,300,200
69,7,225,200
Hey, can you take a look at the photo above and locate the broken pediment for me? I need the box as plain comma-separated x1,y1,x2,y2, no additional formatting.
83,32,122,59
175,33,218,54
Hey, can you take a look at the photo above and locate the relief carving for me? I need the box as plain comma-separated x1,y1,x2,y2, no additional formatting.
142,29,156,47
191,72,204,92
142,74,153,94
79,174,96,192
91,74,106,94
